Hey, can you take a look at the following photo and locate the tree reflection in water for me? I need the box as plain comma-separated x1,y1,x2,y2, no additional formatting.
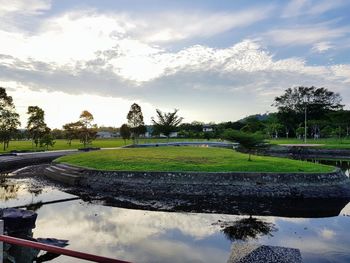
0,179,20,201
217,216,277,242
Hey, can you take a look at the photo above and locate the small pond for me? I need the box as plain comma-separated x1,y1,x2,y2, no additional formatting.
309,159,350,177
0,159,350,262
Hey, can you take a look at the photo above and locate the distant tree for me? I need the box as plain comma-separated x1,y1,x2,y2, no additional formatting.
321,126,333,138
40,133,55,150
51,128,64,139
0,87,21,150
127,103,144,144
332,127,345,139
178,121,204,138
120,124,131,144
274,86,343,118
203,131,214,141
152,109,183,141
135,124,147,137
240,116,265,133
295,127,305,139
327,110,350,138
223,129,267,161
273,87,343,138
78,110,97,147
63,121,81,146
265,123,283,139
27,106,48,148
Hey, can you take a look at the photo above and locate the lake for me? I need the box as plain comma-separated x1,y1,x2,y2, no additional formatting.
1,160,350,262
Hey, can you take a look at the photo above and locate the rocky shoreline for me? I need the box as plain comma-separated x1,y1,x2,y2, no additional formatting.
36,163,350,215
77,166,349,199
4,163,350,217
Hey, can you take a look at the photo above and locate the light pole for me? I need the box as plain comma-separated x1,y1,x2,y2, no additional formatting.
304,98,308,143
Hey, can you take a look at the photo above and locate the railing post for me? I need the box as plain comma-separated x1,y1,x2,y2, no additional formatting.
0,219,3,263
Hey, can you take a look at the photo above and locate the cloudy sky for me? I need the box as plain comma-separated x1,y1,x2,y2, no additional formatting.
1,0,350,128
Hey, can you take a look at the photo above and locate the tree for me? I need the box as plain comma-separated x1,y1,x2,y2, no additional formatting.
120,124,131,144
0,88,21,150
40,133,56,150
240,116,265,133
223,129,267,161
127,103,144,144
152,109,183,140
274,86,343,141
27,106,48,148
63,121,81,146
78,110,97,147
295,127,305,139
274,86,343,117
265,123,283,139
327,110,350,138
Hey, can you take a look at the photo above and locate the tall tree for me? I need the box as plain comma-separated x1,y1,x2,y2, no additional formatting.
27,106,48,148
274,86,343,117
120,124,131,144
78,110,97,147
273,86,343,140
0,87,21,150
152,109,183,140
127,103,144,144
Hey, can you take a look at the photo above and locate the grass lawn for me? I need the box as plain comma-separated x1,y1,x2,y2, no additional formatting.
268,138,350,149
56,146,334,173
0,138,215,153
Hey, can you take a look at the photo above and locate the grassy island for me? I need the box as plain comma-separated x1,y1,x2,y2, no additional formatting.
56,146,334,173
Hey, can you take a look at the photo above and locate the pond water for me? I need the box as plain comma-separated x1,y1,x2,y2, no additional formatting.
310,159,350,177
0,160,350,263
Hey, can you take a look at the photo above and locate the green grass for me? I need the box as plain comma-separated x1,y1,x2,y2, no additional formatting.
56,146,334,173
0,138,215,153
268,138,350,149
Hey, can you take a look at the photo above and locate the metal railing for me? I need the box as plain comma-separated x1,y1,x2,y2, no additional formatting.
0,220,131,263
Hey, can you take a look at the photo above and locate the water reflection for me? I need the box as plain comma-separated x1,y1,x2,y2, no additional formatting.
215,217,277,242
2,208,69,263
28,200,350,263
0,176,350,262
0,182,20,201
0,178,76,209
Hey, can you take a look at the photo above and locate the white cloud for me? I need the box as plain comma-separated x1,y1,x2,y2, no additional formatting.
319,228,336,240
282,0,309,18
331,65,350,83
312,42,334,53
0,0,51,16
2,37,350,125
264,24,349,46
137,7,274,43
282,0,346,18
0,11,133,64
0,5,350,125
0,6,273,65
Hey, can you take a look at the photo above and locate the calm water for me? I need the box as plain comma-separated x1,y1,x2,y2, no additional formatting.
0,160,350,263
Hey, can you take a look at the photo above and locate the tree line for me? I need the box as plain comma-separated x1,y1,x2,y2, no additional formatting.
1,86,349,150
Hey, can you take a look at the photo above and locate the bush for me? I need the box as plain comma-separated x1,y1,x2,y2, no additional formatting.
223,129,268,161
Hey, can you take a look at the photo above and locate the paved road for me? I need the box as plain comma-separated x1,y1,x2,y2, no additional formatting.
0,150,79,172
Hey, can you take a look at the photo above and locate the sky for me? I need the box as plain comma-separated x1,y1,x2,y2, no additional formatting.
0,0,350,128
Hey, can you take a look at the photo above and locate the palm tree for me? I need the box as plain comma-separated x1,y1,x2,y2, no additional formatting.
152,109,183,141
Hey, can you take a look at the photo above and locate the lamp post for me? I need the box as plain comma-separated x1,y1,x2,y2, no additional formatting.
304,97,308,143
